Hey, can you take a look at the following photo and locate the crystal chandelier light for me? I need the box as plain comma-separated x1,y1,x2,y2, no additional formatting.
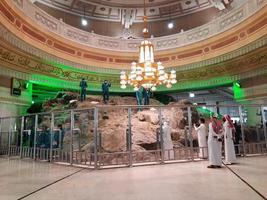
120,1,177,91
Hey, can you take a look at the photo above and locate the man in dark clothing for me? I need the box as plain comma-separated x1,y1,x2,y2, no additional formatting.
136,86,143,111
234,121,241,155
79,78,87,102
143,88,151,105
53,124,65,149
102,80,111,104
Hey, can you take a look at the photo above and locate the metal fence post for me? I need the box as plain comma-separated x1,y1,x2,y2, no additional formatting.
238,106,246,156
8,118,12,157
188,106,194,161
159,107,164,164
0,118,2,150
33,114,38,160
127,108,132,167
93,107,99,169
50,113,55,162
19,116,24,158
0,118,2,152
70,110,74,165
261,106,267,151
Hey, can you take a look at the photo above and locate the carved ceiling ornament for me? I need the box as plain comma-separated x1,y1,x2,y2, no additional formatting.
33,0,215,27
4,0,266,54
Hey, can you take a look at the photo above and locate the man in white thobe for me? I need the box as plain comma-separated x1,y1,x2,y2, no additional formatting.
162,121,174,160
194,118,208,159
208,113,223,168
223,115,237,164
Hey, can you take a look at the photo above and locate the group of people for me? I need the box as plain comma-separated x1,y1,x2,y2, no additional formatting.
80,79,152,106
36,125,65,149
135,86,151,106
79,78,111,104
194,113,237,168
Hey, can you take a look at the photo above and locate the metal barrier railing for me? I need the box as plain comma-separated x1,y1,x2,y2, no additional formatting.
0,104,266,169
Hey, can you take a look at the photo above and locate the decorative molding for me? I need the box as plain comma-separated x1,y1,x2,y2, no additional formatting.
220,10,244,29
187,28,210,41
98,39,119,49
9,0,267,52
65,29,89,43
0,25,119,74
35,11,58,31
31,0,214,25
0,0,266,71
1,24,267,75
1,39,267,92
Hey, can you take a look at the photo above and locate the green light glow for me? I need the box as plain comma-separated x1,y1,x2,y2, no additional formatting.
233,82,245,100
234,81,241,88
30,59,240,93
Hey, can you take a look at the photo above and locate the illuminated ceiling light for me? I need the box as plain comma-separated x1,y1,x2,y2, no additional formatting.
168,22,174,29
81,6,88,26
119,0,176,91
234,81,241,88
202,106,207,109
81,18,88,26
189,92,195,98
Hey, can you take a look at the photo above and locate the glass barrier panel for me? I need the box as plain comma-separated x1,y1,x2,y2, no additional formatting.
129,105,161,165
160,104,192,162
240,105,267,155
0,118,11,156
97,107,129,167
35,113,51,161
20,115,35,158
51,110,71,164
71,109,94,167
9,117,21,157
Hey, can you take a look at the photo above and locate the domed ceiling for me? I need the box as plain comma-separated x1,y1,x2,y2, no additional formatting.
33,0,233,37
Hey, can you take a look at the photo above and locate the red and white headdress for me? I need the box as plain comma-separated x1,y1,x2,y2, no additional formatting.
224,114,234,128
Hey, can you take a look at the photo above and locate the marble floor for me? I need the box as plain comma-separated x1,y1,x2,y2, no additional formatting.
0,156,266,200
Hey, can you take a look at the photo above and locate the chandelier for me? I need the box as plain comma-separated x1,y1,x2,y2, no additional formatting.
120,1,177,91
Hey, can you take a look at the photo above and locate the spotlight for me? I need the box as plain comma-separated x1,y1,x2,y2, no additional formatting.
202,106,207,109
189,92,195,98
81,18,88,26
32,101,34,104
168,22,174,29
234,81,241,88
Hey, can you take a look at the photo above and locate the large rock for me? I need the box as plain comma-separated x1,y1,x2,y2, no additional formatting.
35,92,200,161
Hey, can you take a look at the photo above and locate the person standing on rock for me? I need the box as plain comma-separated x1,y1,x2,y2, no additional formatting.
79,78,87,102
194,118,208,159
136,86,143,110
143,88,151,105
223,115,237,164
207,113,223,168
102,80,111,104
